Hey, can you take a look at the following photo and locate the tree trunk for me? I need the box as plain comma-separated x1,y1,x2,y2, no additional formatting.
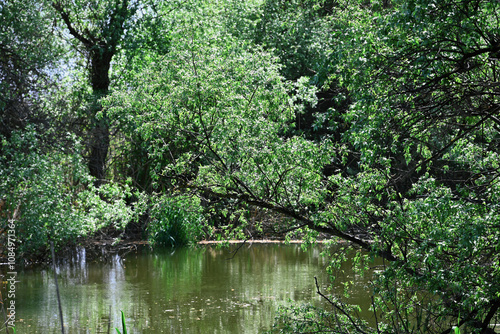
88,49,113,186
88,117,109,185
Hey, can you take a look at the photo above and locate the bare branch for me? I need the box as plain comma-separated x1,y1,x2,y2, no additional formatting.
314,277,368,334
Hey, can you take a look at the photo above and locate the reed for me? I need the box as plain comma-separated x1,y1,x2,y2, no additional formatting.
115,310,127,334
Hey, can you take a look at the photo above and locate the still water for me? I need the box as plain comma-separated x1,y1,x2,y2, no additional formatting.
6,243,372,333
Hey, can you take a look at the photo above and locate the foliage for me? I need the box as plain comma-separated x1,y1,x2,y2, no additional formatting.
268,302,370,334
0,129,133,258
254,0,336,83
103,1,500,331
301,0,500,332
147,195,206,248
253,0,352,143
0,0,60,140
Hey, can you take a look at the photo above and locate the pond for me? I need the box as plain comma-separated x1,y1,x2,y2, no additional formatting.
2,243,374,333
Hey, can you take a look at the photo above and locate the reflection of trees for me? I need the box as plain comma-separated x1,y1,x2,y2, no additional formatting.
14,245,338,332
120,244,334,332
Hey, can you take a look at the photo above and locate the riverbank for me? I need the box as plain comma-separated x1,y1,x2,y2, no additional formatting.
0,218,330,266
198,239,327,244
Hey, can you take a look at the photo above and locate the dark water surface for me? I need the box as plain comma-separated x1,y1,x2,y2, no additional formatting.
5,243,372,333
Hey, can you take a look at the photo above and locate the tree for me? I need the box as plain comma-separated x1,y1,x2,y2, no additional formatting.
254,0,336,82
0,0,141,259
51,0,136,184
0,0,59,142
253,0,354,144
309,0,500,332
104,0,323,231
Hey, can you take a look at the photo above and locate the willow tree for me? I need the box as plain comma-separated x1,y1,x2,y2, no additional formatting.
51,0,136,184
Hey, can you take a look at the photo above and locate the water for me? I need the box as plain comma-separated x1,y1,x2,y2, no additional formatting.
2,243,372,333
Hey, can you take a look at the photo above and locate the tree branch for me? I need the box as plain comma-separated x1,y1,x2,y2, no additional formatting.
52,2,93,48
314,276,368,334
191,184,400,261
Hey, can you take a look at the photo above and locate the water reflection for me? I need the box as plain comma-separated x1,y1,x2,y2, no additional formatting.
6,244,358,333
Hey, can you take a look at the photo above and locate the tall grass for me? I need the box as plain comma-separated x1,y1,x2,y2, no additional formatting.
147,196,205,248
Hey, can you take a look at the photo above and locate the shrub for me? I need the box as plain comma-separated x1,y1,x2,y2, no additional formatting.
0,128,134,258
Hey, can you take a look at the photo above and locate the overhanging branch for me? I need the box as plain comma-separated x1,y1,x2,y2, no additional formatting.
191,184,401,262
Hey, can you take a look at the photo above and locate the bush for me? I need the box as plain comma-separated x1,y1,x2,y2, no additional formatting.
0,128,134,258
268,301,370,334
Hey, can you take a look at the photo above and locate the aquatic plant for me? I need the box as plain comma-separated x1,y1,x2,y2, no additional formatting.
147,195,205,248
115,310,127,334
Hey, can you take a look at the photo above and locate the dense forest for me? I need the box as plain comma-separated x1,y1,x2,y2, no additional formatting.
1,0,499,332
